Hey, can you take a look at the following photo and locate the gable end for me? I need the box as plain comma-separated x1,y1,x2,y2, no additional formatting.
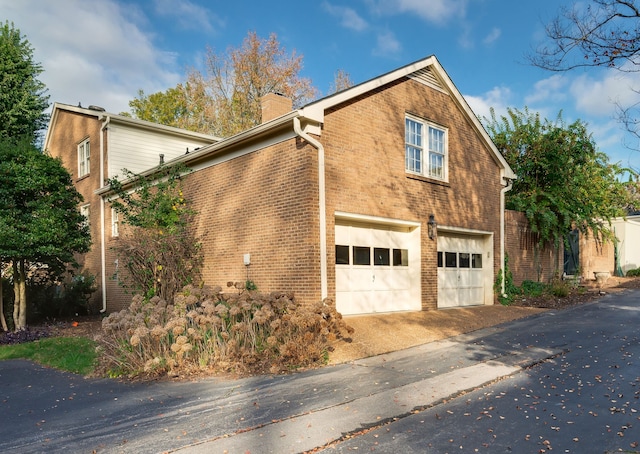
408,67,446,93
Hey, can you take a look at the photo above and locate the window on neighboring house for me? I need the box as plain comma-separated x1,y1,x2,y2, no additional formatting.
80,204,90,228
111,208,119,238
405,116,447,180
78,138,90,177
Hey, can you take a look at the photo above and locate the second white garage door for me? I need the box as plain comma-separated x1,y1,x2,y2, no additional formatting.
335,222,421,315
437,233,491,308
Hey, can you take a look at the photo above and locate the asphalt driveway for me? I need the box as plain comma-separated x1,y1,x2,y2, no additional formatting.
1,288,639,453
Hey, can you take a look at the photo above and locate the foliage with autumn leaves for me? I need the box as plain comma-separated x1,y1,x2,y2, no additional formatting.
107,164,202,301
99,283,353,378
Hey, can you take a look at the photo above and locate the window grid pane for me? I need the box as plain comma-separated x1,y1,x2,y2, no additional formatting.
405,119,423,173
353,246,371,265
445,252,457,268
374,247,390,266
335,245,349,264
406,118,446,181
393,248,409,267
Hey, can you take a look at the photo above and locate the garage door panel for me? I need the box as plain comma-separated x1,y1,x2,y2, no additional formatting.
335,223,420,315
437,234,490,308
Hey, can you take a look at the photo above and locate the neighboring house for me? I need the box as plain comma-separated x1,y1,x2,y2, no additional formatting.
44,103,221,311
612,213,640,275
46,56,517,315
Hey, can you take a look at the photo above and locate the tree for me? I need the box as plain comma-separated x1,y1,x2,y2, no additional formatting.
0,137,91,330
530,1,640,145
107,164,203,301
484,107,630,264
124,82,212,134
129,32,319,137
329,69,355,94
0,21,49,142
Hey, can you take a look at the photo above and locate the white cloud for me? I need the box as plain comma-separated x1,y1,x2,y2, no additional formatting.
465,86,512,121
483,27,501,45
367,0,467,23
153,0,225,34
569,70,640,117
373,30,402,57
322,2,368,31
0,0,181,114
524,74,568,105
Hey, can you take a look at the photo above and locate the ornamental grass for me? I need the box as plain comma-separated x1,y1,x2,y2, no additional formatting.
99,283,353,378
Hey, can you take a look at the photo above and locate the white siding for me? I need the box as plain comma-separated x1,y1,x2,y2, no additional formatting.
613,216,640,274
108,124,214,179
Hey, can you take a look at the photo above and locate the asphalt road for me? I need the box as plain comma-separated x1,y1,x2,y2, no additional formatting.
0,289,638,453
334,291,640,453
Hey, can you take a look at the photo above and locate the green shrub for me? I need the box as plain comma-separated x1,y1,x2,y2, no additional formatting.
521,280,546,297
99,283,354,378
550,279,570,297
626,268,640,277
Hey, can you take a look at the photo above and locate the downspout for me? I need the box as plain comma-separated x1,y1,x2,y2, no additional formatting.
99,116,110,313
500,178,513,297
293,117,328,299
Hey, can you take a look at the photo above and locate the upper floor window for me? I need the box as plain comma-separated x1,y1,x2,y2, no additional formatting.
405,116,447,181
78,138,90,177
111,208,119,238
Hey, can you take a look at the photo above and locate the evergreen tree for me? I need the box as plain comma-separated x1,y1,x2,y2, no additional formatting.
0,21,49,142
0,137,91,330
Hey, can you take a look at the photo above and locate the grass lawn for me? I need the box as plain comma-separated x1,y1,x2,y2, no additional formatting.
0,336,98,375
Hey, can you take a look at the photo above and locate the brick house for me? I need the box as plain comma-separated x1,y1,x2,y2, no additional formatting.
45,56,517,314
44,103,220,312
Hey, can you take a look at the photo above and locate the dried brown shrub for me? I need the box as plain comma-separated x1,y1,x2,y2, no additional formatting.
98,283,353,378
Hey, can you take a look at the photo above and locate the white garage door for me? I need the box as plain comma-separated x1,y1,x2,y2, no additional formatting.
335,223,420,315
437,234,488,308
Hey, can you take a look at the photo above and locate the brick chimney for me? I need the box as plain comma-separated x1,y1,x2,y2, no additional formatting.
261,92,292,123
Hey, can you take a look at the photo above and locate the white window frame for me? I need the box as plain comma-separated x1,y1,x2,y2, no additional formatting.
78,138,90,177
80,204,90,228
405,115,448,181
111,208,119,238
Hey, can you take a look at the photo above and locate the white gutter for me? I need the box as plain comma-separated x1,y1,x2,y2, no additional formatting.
500,178,513,297
98,116,110,313
293,117,328,300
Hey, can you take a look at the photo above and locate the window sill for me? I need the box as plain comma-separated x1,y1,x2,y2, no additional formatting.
406,173,450,187
76,174,90,183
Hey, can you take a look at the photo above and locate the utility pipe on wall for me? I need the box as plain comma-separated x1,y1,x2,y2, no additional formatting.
293,117,328,300
98,116,111,313
500,178,513,298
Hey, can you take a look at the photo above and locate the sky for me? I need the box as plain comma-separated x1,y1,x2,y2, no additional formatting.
3,0,640,172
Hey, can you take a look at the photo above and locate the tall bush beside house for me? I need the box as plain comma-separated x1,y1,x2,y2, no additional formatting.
107,164,203,302
0,137,91,330
99,283,354,378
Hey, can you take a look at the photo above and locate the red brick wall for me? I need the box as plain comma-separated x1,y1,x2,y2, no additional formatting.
504,210,562,285
47,111,107,311
504,210,615,285
182,138,323,303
